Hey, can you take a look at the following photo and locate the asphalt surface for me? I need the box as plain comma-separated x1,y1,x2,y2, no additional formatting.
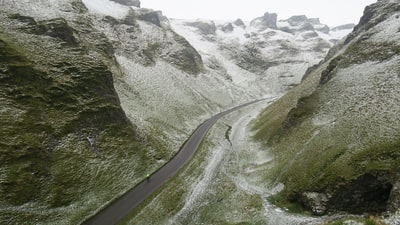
83,99,266,225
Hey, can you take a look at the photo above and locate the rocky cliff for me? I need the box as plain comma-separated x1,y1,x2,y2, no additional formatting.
253,0,400,221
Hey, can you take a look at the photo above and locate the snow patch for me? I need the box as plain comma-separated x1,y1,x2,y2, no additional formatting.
82,0,130,19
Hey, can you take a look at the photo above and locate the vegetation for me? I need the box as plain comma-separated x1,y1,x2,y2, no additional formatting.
252,1,400,216
0,18,163,224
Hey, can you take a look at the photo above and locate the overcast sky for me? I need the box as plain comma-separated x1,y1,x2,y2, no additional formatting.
141,0,377,27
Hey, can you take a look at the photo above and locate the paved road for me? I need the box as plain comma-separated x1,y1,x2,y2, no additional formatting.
83,99,267,225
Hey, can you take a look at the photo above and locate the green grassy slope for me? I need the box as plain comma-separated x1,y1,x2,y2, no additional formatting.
252,0,400,215
0,15,160,224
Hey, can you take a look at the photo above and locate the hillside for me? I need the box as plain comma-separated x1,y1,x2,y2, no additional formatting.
253,0,400,221
0,0,353,224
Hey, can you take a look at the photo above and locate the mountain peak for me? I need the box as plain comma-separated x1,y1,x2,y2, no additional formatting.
250,12,278,30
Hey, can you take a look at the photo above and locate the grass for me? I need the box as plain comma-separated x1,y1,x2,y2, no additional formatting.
251,21,400,216
0,29,166,225
120,107,267,225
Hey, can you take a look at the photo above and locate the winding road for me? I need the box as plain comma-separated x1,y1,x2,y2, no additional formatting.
83,99,267,225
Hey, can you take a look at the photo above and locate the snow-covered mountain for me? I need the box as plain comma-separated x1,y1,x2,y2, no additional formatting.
0,0,353,224
170,14,353,93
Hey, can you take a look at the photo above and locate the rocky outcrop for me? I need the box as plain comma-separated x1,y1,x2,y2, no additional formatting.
185,20,217,35
250,12,277,30
221,23,234,32
279,15,316,34
135,8,162,26
109,0,140,7
233,18,245,27
287,15,308,26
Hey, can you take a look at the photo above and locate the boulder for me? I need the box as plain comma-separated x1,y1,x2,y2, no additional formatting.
287,15,308,26
221,23,234,32
250,12,277,30
301,192,329,215
233,18,245,27
185,21,217,35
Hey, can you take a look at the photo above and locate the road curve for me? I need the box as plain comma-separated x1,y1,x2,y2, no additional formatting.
83,99,267,225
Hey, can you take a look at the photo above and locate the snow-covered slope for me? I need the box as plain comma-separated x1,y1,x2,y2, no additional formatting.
170,14,353,93
253,0,400,221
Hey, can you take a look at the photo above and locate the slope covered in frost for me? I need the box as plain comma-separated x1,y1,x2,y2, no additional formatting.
0,0,354,224
253,0,400,219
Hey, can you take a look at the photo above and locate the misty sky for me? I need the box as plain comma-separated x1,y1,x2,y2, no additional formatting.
141,0,377,27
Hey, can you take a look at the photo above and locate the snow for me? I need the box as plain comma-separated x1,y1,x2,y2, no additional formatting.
82,0,130,19
167,144,227,225
170,19,261,85
330,28,352,39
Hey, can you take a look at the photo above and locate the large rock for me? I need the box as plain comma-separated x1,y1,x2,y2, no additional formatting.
250,12,277,30
185,20,217,35
287,15,308,26
301,192,329,215
135,9,161,27
221,23,234,32
233,18,245,27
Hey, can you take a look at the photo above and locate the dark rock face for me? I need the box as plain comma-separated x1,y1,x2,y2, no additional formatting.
185,21,217,35
298,173,394,215
136,9,161,27
221,23,234,32
9,14,36,25
37,18,78,45
233,18,245,27
164,33,204,75
10,16,78,45
109,0,140,7
328,173,393,214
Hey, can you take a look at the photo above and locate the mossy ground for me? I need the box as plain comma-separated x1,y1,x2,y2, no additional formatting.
0,20,165,224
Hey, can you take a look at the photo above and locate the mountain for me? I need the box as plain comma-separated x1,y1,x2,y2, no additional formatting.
170,14,352,93
0,0,352,224
253,0,400,221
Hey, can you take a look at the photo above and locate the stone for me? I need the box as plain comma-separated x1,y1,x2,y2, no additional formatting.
221,23,234,32
301,192,329,215
250,12,277,30
233,18,245,27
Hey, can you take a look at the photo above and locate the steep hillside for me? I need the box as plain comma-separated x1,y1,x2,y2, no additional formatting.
0,0,354,224
0,7,156,225
253,0,400,219
170,14,353,93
